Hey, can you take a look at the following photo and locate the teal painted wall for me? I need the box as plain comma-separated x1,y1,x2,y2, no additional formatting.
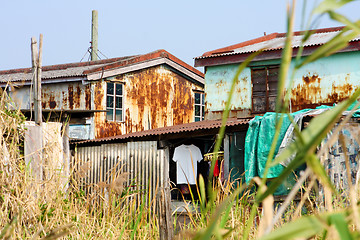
205,51,360,119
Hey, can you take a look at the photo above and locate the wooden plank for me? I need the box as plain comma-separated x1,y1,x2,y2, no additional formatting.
157,187,173,240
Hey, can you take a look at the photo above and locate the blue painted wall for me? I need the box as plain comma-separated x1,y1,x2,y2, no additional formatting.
205,51,360,119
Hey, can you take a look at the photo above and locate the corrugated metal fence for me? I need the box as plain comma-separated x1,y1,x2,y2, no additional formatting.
74,141,169,205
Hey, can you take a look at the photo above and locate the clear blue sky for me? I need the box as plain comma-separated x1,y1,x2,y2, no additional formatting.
1,0,359,71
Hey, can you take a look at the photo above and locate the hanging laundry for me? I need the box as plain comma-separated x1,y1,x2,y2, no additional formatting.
173,144,203,185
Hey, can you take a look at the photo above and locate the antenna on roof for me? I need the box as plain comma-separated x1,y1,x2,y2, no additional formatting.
80,10,108,62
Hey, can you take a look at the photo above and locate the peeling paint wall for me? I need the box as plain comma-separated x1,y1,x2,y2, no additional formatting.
205,64,252,120
94,65,203,138
9,81,91,111
205,51,360,120
290,52,358,111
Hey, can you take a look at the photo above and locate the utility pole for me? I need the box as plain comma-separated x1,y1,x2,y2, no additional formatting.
91,10,98,61
31,34,43,125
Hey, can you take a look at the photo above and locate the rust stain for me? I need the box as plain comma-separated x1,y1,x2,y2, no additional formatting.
207,109,249,120
68,85,74,110
96,121,123,138
291,74,355,111
94,66,202,138
49,94,56,109
62,91,67,108
85,85,91,110
327,82,353,103
215,79,226,88
303,73,320,84
94,82,103,110
74,85,81,109
41,91,57,109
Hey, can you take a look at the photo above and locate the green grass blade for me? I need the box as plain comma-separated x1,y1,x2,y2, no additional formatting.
276,0,295,112
313,0,354,14
208,50,263,181
259,214,325,240
296,25,359,69
328,213,353,240
328,11,360,34
198,174,206,214
306,154,334,191
194,186,245,240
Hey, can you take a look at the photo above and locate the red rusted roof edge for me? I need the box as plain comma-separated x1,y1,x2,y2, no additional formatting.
84,49,204,78
0,50,204,79
75,118,251,145
0,56,133,75
198,26,345,59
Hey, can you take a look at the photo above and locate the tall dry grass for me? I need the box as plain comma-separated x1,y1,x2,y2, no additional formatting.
0,91,162,239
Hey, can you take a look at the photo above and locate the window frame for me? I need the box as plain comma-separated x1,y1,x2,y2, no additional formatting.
251,65,279,114
194,91,205,122
106,82,124,122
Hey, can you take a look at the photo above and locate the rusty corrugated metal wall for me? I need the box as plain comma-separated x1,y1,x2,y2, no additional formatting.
74,141,169,205
10,81,91,111
94,65,203,138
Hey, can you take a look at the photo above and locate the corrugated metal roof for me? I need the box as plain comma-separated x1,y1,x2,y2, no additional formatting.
0,49,205,84
195,26,360,60
0,63,109,82
75,117,251,145
0,56,135,83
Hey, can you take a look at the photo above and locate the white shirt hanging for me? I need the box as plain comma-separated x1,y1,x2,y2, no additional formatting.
173,144,203,184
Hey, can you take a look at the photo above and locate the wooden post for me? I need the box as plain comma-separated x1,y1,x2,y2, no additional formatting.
31,35,43,125
91,10,98,61
31,37,38,123
157,187,173,240
37,34,43,124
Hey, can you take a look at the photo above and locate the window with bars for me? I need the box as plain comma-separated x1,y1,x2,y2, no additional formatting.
251,66,279,113
106,82,124,122
194,92,205,122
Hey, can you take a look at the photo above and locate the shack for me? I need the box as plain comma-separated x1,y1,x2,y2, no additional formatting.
0,49,204,140
73,118,250,203
194,26,360,193
194,26,360,119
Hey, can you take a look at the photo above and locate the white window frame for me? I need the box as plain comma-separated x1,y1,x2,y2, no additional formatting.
106,82,124,122
194,92,205,122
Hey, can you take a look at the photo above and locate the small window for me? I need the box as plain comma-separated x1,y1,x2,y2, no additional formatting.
106,82,124,121
194,92,205,122
251,66,279,113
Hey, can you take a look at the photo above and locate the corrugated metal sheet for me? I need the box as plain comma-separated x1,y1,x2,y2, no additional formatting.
9,81,92,111
74,141,168,205
0,57,134,83
0,56,136,83
76,117,250,145
195,28,360,60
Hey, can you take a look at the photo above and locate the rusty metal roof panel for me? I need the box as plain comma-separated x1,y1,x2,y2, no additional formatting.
232,31,360,55
1,50,204,84
0,64,109,83
76,118,251,145
195,27,360,60
0,56,136,83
